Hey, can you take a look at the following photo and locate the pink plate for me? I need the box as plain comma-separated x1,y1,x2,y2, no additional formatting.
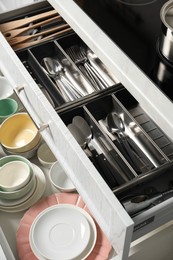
16,193,112,260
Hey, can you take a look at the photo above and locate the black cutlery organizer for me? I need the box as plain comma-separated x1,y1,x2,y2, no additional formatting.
4,4,173,222
58,87,173,221
17,35,120,111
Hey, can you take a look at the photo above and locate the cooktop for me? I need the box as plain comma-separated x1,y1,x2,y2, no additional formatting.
75,0,173,100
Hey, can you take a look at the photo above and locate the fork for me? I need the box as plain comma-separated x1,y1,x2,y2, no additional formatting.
9,24,70,46
66,45,109,90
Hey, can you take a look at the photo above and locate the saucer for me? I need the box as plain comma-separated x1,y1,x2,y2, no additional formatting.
0,163,46,213
16,193,112,260
30,204,92,259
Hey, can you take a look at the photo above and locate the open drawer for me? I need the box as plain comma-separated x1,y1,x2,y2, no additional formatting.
0,1,173,260
0,32,133,260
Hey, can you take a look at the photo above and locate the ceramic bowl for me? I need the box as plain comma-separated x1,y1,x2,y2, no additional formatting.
0,155,35,200
0,112,41,153
37,142,57,168
2,138,41,159
49,161,76,192
0,98,18,123
0,171,35,200
0,76,14,99
0,160,30,192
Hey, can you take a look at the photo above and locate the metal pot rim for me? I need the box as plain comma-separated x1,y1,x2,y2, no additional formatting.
160,0,173,30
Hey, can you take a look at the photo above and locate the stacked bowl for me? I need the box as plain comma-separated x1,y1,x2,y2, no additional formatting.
0,155,35,202
0,112,41,159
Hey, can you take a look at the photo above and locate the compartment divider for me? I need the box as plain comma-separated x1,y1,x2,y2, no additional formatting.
17,48,65,107
114,87,173,161
59,104,136,189
83,106,137,181
111,93,169,164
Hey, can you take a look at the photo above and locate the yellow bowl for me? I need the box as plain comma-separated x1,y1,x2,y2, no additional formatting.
0,113,41,153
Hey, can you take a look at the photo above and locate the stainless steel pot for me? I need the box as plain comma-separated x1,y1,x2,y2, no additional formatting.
159,0,173,63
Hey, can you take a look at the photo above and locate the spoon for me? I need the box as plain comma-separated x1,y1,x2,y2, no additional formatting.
72,116,132,184
67,123,86,148
67,122,119,187
72,116,92,144
122,188,173,216
42,57,80,102
106,112,142,173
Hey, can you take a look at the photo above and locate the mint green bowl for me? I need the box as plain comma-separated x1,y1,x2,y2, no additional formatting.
0,98,18,123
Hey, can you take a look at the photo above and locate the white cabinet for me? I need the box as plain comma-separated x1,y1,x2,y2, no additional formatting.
0,1,173,259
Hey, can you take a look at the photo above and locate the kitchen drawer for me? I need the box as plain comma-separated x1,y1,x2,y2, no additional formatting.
1,1,173,260
0,34,133,260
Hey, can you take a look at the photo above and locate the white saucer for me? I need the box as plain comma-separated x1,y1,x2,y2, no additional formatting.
16,193,112,260
0,163,46,213
30,204,97,260
29,204,91,260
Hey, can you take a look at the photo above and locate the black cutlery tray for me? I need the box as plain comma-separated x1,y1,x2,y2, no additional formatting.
17,35,120,110
58,88,173,226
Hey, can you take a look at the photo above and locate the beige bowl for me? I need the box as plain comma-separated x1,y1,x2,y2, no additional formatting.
0,112,41,153
2,138,41,159
37,142,57,168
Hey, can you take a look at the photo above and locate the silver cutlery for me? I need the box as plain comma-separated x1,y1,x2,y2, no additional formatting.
106,112,142,173
42,57,82,102
122,188,173,216
67,118,119,187
130,124,166,167
70,116,133,185
66,45,109,90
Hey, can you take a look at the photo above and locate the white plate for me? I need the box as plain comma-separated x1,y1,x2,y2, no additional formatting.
0,176,37,207
16,193,111,260
29,204,91,260
0,163,46,212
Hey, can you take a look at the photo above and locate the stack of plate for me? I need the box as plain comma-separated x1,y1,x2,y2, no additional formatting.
16,193,112,260
29,204,97,260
